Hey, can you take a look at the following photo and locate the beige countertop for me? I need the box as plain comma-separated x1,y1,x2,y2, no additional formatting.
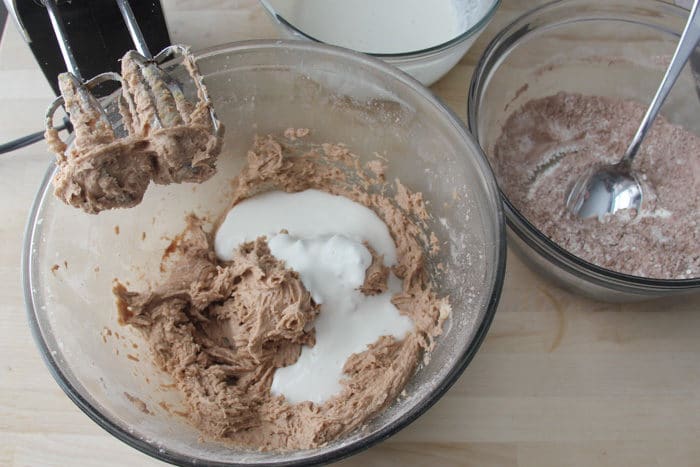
2,1,700,466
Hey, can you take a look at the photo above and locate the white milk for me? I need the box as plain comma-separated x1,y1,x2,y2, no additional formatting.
265,0,492,54
214,190,414,404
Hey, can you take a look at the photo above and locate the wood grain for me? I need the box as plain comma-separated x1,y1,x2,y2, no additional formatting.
1,1,699,466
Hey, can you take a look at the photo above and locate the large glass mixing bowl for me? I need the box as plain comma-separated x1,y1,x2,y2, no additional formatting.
23,41,505,465
468,0,700,302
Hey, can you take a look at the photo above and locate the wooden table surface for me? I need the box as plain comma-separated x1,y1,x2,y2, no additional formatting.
2,1,700,466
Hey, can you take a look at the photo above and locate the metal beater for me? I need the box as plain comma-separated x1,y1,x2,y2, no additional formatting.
44,0,221,159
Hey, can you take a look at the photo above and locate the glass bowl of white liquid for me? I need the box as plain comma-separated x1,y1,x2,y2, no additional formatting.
24,41,505,465
259,0,501,85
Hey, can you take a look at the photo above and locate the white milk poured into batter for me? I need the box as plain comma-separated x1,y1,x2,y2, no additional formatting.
264,0,489,54
215,190,414,404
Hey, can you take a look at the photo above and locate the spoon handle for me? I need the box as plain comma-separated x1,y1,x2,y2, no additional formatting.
623,0,700,164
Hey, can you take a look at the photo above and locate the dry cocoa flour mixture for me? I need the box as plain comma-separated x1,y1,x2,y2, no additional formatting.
493,92,700,279
113,132,450,450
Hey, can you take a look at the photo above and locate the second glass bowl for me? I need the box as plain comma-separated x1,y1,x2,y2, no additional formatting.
468,0,700,301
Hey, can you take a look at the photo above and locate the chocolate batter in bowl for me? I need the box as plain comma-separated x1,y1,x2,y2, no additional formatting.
24,41,505,465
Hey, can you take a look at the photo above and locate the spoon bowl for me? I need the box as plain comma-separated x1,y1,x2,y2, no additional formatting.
566,163,643,219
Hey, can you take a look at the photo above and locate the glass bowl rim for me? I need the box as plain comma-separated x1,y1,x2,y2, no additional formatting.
258,0,502,59
467,0,700,290
23,39,507,466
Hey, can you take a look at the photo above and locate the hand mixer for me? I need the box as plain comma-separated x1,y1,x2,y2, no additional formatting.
44,0,221,158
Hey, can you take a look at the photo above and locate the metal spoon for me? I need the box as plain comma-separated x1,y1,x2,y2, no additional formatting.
566,0,700,219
